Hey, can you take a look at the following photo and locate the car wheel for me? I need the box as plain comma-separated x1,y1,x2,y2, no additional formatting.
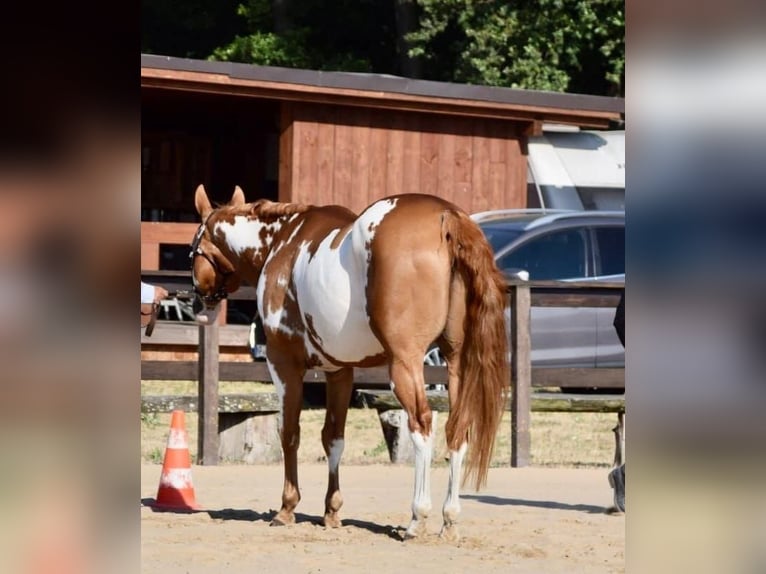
423,347,447,390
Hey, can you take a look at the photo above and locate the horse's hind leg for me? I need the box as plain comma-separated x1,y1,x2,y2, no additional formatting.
267,360,305,526
440,352,468,542
439,278,468,542
321,367,354,528
388,357,434,539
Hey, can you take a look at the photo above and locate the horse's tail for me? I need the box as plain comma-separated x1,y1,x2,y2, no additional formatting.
443,209,510,491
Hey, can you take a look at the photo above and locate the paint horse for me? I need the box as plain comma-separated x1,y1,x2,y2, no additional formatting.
191,185,509,540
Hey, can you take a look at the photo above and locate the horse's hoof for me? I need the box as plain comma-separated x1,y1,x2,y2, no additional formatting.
439,522,460,543
270,512,295,527
323,514,343,528
404,520,427,540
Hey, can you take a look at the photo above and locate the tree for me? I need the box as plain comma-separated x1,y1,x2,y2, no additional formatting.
142,0,245,59
208,0,398,72
142,0,624,97
406,0,624,96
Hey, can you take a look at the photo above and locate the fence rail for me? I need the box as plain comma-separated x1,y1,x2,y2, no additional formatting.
141,280,624,467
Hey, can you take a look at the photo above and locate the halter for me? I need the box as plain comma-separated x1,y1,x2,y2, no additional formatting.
189,213,233,304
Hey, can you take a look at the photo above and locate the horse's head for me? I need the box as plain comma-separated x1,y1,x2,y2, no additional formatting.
190,184,245,323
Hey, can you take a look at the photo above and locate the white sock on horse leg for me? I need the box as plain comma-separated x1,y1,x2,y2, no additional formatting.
406,430,432,537
442,441,468,526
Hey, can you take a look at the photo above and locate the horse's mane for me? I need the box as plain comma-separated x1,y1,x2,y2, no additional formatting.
246,199,312,221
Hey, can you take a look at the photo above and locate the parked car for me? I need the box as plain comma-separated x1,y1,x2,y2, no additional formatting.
249,208,624,390
470,208,625,372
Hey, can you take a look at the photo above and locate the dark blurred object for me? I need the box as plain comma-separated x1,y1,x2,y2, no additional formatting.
614,289,625,348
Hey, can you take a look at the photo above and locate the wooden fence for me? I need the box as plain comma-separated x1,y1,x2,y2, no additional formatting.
141,279,624,467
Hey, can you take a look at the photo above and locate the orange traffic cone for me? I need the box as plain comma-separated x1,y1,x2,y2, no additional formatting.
152,410,200,511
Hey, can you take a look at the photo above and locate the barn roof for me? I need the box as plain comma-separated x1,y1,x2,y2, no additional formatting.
141,54,624,130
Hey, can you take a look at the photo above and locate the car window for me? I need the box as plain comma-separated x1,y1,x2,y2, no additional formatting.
497,228,587,280
594,226,625,276
479,225,525,253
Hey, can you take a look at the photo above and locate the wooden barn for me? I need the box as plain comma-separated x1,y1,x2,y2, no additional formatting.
141,54,624,357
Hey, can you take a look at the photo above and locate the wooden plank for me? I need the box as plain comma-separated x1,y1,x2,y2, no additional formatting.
198,324,220,465
485,119,508,211
142,361,449,385
141,68,622,128
141,242,160,271
142,359,623,389
487,160,505,217
295,115,319,205
452,119,472,204
142,393,281,413
436,124,455,197
401,115,421,195
531,291,623,308
333,121,354,207
217,393,281,412
316,106,337,203
386,114,406,196
350,108,371,208
144,390,623,415
367,118,388,199
278,102,294,202
143,360,264,381
505,131,526,208
470,127,490,214
354,390,624,414
530,393,625,413
141,323,250,346
510,284,532,468
532,367,624,389
419,127,439,196
141,222,200,244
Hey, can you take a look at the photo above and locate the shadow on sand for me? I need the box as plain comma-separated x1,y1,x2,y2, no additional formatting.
461,494,607,515
141,498,406,540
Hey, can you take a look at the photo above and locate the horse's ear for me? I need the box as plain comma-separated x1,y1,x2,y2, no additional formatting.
231,186,246,207
195,184,213,219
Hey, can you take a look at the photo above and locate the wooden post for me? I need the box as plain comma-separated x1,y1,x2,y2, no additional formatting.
510,283,532,467
197,323,220,465
612,412,626,467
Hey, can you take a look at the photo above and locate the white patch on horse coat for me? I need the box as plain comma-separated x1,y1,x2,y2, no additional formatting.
259,288,296,338
407,430,433,536
215,216,278,258
442,441,468,524
328,438,344,473
255,221,307,342
291,198,398,363
257,265,296,339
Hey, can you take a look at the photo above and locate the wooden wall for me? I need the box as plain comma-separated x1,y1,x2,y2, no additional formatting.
280,102,528,214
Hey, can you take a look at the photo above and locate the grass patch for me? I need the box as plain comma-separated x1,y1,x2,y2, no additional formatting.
141,379,618,467
141,380,274,395
141,404,617,468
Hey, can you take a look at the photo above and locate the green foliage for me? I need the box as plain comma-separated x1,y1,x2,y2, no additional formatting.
146,447,164,464
142,0,245,59
207,0,378,72
142,0,624,96
141,411,161,428
363,440,390,459
407,0,624,95
211,31,311,68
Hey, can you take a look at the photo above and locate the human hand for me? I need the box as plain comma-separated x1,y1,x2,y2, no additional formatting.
153,286,169,303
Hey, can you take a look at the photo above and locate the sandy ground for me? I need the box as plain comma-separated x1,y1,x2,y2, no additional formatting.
141,463,624,573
